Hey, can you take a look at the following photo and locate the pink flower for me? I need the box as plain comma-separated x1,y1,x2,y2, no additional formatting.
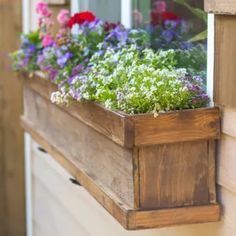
154,1,167,13
133,9,143,26
42,35,54,47
57,9,70,26
36,2,52,17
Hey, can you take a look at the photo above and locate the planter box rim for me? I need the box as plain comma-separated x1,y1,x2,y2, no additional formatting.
23,71,218,117
22,72,221,147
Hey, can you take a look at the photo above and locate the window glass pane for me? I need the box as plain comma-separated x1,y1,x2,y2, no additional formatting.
132,0,206,50
78,0,121,22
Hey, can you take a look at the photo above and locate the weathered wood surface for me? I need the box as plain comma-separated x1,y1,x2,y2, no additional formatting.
23,85,135,207
26,75,134,148
139,141,211,209
22,117,131,228
31,139,221,234
22,78,220,229
214,16,236,108
129,108,220,146
23,119,221,229
26,75,220,147
205,0,236,14
129,205,220,229
0,0,25,235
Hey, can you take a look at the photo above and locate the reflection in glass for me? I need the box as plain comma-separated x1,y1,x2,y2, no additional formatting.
132,0,206,50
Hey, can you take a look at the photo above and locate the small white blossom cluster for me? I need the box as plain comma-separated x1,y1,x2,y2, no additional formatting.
51,90,69,104
52,45,208,114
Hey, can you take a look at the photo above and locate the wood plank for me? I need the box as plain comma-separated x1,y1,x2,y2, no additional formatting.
205,0,236,14
208,140,217,203
217,134,236,193
25,76,220,147
23,85,135,207
139,141,210,209
31,140,124,235
132,148,140,209
32,138,221,233
128,204,220,230
21,116,131,229
214,16,236,108
129,108,220,146
22,118,221,230
25,75,134,148
0,0,25,235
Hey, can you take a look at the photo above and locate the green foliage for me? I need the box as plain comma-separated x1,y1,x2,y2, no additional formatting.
175,0,207,42
60,45,209,114
10,30,42,72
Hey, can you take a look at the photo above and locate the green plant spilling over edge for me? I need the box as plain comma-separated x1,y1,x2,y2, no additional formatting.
11,2,209,115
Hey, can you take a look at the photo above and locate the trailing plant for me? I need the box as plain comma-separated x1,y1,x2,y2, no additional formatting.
11,2,209,115
51,45,209,114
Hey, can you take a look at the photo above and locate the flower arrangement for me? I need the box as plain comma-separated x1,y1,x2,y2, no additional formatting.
11,2,209,115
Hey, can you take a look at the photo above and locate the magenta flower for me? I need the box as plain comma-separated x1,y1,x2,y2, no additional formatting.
36,2,52,17
42,35,54,47
154,1,167,13
57,9,70,27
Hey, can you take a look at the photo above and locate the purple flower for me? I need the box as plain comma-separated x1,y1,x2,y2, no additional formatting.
106,26,128,42
69,87,82,100
71,64,84,76
57,52,73,68
28,44,36,53
37,54,45,66
180,42,193,50
164,20,178,30
21,57,29,67
68,75,78,85
88,19,102,30
161,30,175,43
48,69,58,81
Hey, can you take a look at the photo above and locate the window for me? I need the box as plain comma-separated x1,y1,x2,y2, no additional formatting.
75,0,121,22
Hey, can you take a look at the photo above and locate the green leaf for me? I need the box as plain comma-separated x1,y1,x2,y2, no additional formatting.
188,30,207,42
174,0,207,24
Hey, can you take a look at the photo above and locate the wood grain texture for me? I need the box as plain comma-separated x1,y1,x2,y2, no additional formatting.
26,75,134,148
0,0,25,235
214,16,236,108
26,75,220,147
22,76,220,229
21,114,221,230
128,204,220,230
208,140,217,203
21,116,131,228
139,141,211,209
205,0,236,14
129,108,220,146
31,138,221,233
23,85,135,207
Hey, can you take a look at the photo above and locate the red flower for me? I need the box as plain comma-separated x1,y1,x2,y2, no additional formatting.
161,11,179,21
103,21,120,32
67,11,96,28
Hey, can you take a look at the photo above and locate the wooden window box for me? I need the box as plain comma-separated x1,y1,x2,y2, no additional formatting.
205,0,236,15
21,75,221,230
